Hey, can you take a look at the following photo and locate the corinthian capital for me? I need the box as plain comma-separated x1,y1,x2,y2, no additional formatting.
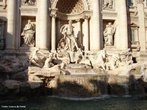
50,8,58,17
50,13,57,18
84,15,90,20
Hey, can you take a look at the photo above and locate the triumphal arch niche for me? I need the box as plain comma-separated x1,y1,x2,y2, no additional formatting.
50,0,92,51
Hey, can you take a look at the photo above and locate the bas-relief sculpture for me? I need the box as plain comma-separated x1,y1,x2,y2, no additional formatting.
21,20,35,46
103,0,113,9
22,0,36,6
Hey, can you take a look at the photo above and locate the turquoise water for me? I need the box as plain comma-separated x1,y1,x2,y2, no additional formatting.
0,96,147,110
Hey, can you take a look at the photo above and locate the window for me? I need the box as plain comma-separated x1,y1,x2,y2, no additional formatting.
131,28,138,43
130,23,140,51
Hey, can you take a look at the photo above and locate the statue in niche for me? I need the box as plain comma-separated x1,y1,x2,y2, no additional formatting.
103,0,113,9
103,22,115,46
21,20,35,46
57,20,80,63
58,20,79,52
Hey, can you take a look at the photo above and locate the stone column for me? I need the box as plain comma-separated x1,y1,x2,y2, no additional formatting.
38,0,49,49
57,19,61,43
51,14,56,51
15,0,21,49
90,0,101,50
6,0,17,49
115,0,128,50
137,2,146,51
36,0,40,48
77,19,82,46
83,16,89,51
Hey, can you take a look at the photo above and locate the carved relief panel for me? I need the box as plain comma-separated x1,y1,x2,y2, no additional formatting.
21,0,37,6
103,0,115,10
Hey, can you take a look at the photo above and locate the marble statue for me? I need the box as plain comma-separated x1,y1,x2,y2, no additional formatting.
56,50,70,64
58,20,79,52
57,20,81,63
103,22,115,46
43,53,54,68
79,55,93,67
103,0,113,9
94,50,107,70
57,38,69,53
106,54,120,70
29,48,44,67
21,20,35,46
141,64,147,82
119,49,133,66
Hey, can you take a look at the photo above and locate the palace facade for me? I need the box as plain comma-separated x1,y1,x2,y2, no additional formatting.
0,0,147,61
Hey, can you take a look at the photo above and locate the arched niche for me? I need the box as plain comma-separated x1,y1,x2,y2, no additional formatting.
50,0,91,50
51,0,89,11
50,0,91,20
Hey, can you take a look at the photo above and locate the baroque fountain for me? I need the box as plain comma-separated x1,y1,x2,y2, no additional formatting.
1,0,147,110
1,20,147,98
